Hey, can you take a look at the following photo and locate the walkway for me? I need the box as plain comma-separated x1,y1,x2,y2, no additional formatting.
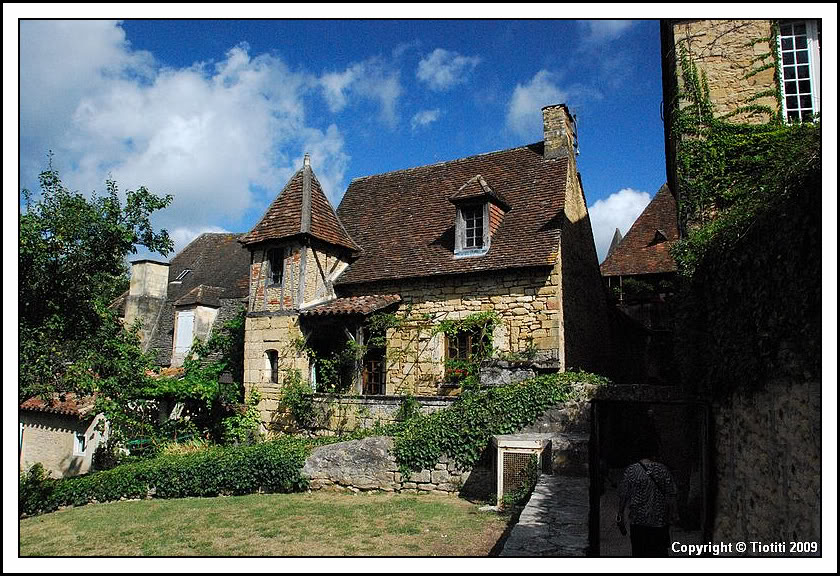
500,474,590,557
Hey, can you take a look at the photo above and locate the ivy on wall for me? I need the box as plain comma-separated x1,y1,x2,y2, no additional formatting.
669,38,821,397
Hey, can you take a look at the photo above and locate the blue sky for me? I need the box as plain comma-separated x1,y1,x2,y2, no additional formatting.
18,19,667,262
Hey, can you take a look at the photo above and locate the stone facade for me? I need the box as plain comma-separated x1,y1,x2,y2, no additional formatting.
712,377,821,551
340,265,563,397
671,20,777,123
308,395,454,436
19,413,106,478
244,312,309,427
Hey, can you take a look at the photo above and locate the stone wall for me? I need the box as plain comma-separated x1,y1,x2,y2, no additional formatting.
672,20,777,123
244,312,310,429
712,377,821,550
559,168,611,373
339,265,563,396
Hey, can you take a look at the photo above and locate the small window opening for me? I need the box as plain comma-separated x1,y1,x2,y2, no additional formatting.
463,205,484,249
175,269,191,281
266,350,279,384
268,249,283,285
73,432,87,455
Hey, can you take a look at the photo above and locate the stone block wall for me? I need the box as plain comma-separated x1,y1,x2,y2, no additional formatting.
672,20,777,123
244,312,310,429
339,265,563,396
712,377,821,550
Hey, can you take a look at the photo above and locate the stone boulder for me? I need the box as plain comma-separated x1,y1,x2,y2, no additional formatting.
303,436,400,491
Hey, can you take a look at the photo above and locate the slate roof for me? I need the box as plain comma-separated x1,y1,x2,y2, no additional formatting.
20,393,97,418
300,294,402,317
239,159,360,253
335,143,567,286
600,184,679,277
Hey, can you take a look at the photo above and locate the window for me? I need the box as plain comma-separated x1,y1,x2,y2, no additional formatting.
446,329,490,362
778,20,821,122
464,205,484,249
455,204,488,255
266,349,279,384
73,432,87,455
175,269,191,281
268,248,284,285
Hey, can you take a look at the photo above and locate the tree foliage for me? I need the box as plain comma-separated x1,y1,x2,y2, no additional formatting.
19,162,173,402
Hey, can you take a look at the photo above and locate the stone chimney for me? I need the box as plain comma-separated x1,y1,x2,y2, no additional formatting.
124,260,170,350
542,103,578,161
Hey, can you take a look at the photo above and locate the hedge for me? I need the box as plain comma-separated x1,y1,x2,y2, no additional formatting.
20,438,311,517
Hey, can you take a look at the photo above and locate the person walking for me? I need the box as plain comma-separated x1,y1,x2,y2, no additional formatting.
616,447,678,557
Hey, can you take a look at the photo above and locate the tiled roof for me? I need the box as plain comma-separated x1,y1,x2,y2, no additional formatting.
449,174,510,210
20,393,97,418
600,184,679,277
335,143,567,286
239,161,360,253
300,294,401,317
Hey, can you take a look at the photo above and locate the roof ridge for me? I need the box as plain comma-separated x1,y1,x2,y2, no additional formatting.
348,142,544,183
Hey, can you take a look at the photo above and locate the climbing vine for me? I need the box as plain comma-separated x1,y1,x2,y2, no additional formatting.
669,37,821,397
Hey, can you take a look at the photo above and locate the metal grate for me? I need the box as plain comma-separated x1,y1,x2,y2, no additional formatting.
502,452,535,496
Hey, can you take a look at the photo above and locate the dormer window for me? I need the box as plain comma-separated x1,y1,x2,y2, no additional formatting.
450,175,509,257
174,269,191,282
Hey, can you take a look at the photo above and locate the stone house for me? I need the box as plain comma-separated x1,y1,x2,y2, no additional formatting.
239,104,610,429
19,393,106,478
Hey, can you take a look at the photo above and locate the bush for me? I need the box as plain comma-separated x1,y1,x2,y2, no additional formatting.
19,437,312,517
279,370,316,429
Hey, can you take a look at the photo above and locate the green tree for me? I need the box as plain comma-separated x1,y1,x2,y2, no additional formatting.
19,161,174,402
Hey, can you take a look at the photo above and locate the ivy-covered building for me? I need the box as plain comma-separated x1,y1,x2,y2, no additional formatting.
659,19,822,551
238,103,610,430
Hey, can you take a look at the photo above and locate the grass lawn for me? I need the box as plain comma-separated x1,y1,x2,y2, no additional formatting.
19,491,510,556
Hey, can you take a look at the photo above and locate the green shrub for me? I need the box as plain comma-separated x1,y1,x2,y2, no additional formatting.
395,395,422,422
220,388,262,445
19,437,311,517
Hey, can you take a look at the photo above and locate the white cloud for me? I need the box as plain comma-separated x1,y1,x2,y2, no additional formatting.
506,70,602,140
410,108,441,131
416,48,480,92
318,58,402,128
589,188,651,263
169,225,231,255
19,22,354,253
578,20,635,46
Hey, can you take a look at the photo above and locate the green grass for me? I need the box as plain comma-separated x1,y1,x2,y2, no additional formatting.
19,491,509,556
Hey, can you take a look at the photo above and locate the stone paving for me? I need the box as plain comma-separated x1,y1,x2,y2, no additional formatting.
500,474,590,557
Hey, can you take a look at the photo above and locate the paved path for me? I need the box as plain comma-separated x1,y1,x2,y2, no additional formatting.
500,475,590,557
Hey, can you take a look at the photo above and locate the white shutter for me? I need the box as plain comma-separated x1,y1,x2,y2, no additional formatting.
174,310,195,355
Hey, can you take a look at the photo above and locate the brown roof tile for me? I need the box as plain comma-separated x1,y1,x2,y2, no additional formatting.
300,294,401,317
600,184,679,277
240,162,360,252
20,393,97,418
174,284,224,308
335,143,567,286
449,174,510,210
